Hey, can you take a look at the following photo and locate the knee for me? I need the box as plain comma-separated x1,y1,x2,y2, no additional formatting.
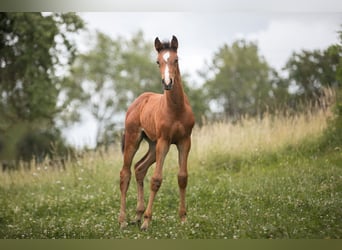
151,177,162,192
178,174,188,189
120,169,131,187
120,169,131,180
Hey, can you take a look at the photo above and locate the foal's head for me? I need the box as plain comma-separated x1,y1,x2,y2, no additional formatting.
154,35,179,91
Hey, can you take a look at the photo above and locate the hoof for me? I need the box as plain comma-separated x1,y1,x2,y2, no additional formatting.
119,221,128,229
180,215,187,223
140,220,149,231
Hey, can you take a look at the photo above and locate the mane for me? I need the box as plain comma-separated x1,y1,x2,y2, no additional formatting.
159,41,177,52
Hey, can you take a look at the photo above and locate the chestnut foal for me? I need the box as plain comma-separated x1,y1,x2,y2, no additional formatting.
118,36,195,230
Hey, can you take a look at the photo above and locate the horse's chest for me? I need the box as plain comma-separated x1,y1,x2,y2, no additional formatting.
171,121,185,135
168,120,192,143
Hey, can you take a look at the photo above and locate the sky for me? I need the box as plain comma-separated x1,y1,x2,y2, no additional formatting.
78,12,341,80
63,10,342,148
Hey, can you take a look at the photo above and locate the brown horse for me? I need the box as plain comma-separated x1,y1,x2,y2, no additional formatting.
118,36,195,230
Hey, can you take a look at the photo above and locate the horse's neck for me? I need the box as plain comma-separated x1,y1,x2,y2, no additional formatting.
164,68,186,111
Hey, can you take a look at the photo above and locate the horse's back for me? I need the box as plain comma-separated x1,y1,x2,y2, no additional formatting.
128,92,161,112
125,92,161,126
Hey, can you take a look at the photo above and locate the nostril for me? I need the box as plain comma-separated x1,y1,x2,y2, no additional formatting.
162,78,172,85
162,78,173,90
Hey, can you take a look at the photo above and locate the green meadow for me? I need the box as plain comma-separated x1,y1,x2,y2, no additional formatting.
0,110,341,239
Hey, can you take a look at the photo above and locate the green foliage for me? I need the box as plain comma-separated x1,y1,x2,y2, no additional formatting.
319,91,342,150
182,78,209,126
288,29,342,149
63,31,161,147
0,13,83,127
0,12,84,162
284,42,341,111
0,123,72,171
1,13,56,125
200,29,342,120
201,40,283,120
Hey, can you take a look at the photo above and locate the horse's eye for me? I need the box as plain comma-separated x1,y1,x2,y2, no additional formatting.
156,61,160,65
175,59,179,64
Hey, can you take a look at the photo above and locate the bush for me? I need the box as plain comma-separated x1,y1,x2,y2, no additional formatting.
320,91,342,150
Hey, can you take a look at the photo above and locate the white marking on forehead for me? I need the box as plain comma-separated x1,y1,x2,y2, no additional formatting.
162,51,170,62
164,64,170,84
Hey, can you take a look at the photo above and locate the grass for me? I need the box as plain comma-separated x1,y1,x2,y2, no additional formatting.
0,110,341,239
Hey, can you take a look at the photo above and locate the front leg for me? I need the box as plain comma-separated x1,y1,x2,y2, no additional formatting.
177,137,191,222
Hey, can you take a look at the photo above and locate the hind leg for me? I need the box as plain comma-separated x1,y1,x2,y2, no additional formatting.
119,130,143,229
141,139,170,230
134,142,156,224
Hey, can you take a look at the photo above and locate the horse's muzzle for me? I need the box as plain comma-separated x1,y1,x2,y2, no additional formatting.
162,78,173,90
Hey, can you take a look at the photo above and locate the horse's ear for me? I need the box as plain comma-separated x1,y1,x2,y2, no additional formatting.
171,35,178,51
154,37,163,52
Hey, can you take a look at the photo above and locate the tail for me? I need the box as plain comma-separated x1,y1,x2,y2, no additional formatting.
121,132,125,154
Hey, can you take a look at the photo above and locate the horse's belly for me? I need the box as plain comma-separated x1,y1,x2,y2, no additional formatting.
140,115,157,141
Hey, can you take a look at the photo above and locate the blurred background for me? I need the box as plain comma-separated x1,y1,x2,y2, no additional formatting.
0,11,341,170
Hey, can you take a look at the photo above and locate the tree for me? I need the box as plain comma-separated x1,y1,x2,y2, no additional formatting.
64,31,162,148
200,40,281,120
182,77,210,126
318,29,342,150
284,37,341,110
0,12,84,163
